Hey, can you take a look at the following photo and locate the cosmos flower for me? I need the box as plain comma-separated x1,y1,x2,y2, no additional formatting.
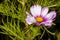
25,5,56,26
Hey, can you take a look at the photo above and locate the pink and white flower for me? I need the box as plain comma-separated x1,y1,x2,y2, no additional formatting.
25,5,56,26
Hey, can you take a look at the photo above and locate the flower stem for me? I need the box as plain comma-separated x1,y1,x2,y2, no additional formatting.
26,24,30,40
40,30,45,39
43,26,55,35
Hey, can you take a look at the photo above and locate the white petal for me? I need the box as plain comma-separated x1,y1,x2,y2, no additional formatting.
30,5,41,17
42,20,52,26
25,13,36,24
46,11,56,20
41,7,49,17
26,12,31,17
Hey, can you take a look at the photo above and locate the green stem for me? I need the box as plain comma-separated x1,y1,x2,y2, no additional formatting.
26,24,30,40
40,30,45,39
48,4,57,7
43,26,55,35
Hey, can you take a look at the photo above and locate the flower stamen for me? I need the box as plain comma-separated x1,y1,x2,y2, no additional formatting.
36,16,43,22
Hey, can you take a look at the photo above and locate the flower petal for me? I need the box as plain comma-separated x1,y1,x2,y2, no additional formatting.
26,12,31,17
42,20,52,26
41,7,49,17
25,12,36,24
30,5,41,17
46,11,56,20
36,22,41,26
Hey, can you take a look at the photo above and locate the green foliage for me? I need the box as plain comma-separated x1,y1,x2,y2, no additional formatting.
30,26,41,40
0,18,42,40
57,33,60,40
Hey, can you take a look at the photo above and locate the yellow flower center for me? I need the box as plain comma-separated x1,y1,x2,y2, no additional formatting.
36,16,43,22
